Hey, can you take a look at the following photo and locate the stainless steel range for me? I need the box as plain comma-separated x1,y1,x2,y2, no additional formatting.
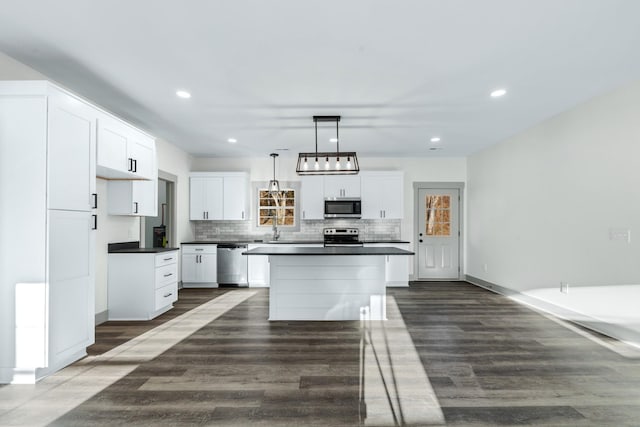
323,228,363,247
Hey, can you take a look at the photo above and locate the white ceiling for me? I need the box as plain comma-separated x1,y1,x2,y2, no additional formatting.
1,0,639,158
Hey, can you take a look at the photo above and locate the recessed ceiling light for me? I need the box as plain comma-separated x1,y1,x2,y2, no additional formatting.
329,138,338,143
430,137,441,143
176,90,191,99
227,138,237,144
490,88,507,98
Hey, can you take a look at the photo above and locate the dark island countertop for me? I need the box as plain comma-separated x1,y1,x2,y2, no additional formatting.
109,247,180,254
108,241,179,254
182,239,410,245
243,247,414,256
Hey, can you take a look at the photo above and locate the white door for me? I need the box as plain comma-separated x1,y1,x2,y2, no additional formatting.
182,254,198,282
190,177,206,220
128,136,155,179
132,179,157,216
48,209,94,363
48,90,95,212
417,188,460,279
223,175,247,220
300,176,324,220
97,116,129,173
204,177,224,220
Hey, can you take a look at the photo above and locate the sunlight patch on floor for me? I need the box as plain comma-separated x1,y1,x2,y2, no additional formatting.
0,290,256,427
360,296,445,426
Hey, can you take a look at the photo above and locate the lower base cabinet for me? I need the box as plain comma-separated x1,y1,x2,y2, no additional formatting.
364,243,411,287
182,245,218,287
108,250,179,320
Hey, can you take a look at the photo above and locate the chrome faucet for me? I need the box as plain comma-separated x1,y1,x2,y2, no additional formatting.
272,217,280,241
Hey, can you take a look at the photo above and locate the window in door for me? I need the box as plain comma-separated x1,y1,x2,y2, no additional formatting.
425,195,450,236
258,189,296,228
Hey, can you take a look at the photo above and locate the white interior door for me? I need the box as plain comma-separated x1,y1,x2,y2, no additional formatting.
417,188,460,279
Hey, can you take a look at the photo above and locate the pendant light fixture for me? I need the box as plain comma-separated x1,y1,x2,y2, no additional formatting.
268,153,280,194
296,115,359,175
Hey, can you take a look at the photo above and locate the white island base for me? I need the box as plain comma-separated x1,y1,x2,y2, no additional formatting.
268,255,387,321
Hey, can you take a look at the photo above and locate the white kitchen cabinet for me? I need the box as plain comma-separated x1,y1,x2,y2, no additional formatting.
107,175,158,216
364,243,411,287
182,245,218,287
96,113,156,180
108,250,179,320
323,175,361,198
360,171,404,219
0,81,96,384
300,176,324,220
190,176,223,220
223,174,249,220
189,172,249,221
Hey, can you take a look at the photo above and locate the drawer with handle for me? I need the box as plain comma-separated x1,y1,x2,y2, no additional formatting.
155,282,178,311
155,263,178,288
182,245,217,254
155,251,178,267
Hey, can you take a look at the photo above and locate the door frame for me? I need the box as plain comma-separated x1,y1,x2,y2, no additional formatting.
140,170,177,249
412,182,465,281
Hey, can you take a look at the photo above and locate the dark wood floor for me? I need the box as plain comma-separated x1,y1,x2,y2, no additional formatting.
48,282,640,426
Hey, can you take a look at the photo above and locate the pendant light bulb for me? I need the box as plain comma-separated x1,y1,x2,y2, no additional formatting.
346,156,352,169
303,156,308,170
335,157,340,170
325,156,330,170
314,157,320,170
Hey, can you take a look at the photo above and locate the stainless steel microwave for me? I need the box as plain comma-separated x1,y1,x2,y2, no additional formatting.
324,198,362,219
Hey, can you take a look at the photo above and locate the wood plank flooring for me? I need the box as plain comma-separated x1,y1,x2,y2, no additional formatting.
4,282,640,426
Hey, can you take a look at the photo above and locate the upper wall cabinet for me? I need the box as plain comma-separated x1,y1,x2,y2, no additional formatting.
360,171,404,219
107,179,158,217
300,176,324,220
324,175,361,198
190,172,249,221
96,114,156,180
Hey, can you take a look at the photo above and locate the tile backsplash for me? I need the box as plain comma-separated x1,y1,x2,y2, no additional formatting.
193,219,401,241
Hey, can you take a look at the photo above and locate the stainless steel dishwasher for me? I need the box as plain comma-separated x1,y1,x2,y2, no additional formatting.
216,243,248,286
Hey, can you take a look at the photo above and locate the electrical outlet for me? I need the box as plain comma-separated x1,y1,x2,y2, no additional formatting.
609,228,631,243
560,282,569,294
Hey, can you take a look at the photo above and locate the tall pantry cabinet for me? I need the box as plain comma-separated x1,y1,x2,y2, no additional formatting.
0,81,96,384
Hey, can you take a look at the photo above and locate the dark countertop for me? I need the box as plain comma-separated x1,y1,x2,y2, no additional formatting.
108,241,179,254
182,239,409,245
243,247,414,256
109,247,180,254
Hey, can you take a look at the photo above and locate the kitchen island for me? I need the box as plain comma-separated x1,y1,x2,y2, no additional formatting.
243,246,414,321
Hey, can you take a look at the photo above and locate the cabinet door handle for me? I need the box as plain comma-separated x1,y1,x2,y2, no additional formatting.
133,159,138,173
383,210,386,218
164,273,173,277
198,255,202,263
91,214,97,230
164,292,173,298
302,210,305,219
195,248,203,251
241,211,245,219
205,211,209,219
134,202,139,214
128,158,133,172
164,257,172,261
92,193,98,209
